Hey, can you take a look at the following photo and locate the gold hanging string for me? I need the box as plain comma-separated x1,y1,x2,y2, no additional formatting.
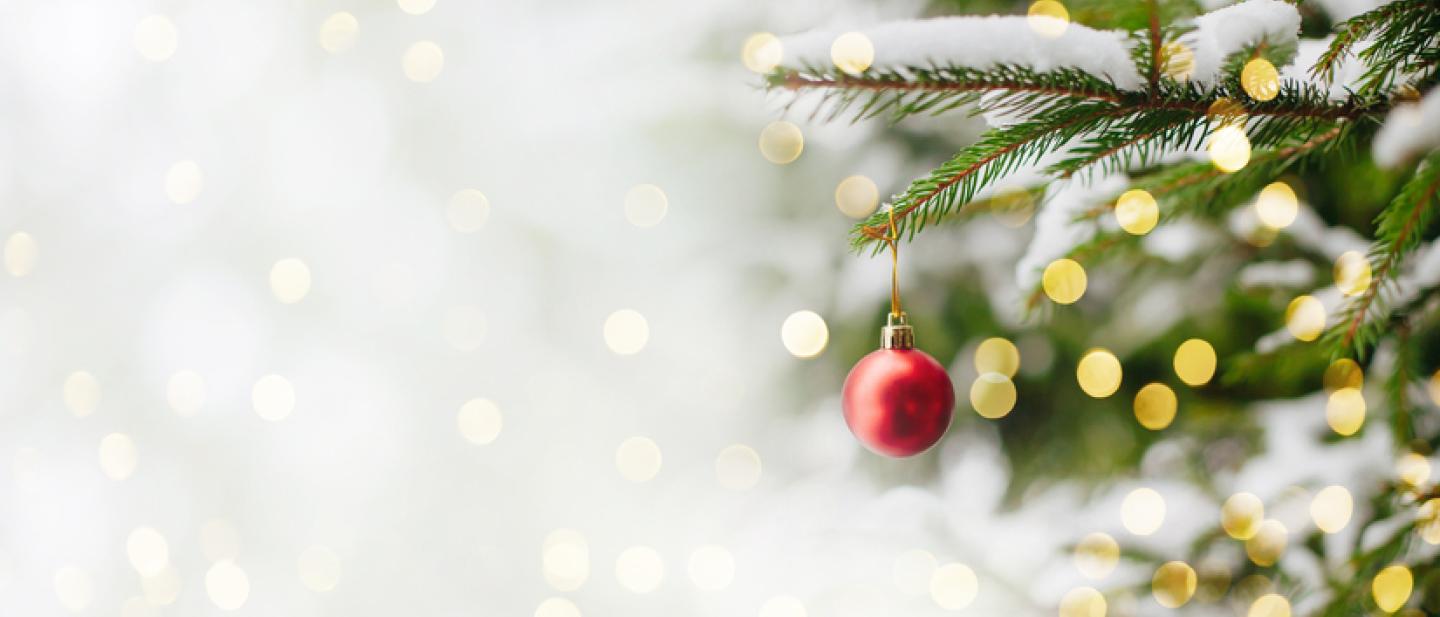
886,206,902,319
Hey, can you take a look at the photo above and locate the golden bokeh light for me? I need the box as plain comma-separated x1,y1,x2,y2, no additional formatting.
1027,0,1070,38
1323,358,1363,393
269,258,312,304
759,596,808,617
252,374,296,422
835,175,880,219
1222,492,1265,540
1196,561,1232,602
535,598,582,617
830,32,874,75
1173,338,1217,386
1209,125,1251,172
1245,519,1287,566
1042,258,1087,304
604,309,649,355
716,444,762,490
970,372,1017,419
1207,97,1248,128
615,436,662,482
1152,561,1197,608
1334,251,1372,296
1326,387,1366,436
990,187,1036,228
1431,369,1440,406
165,160,204,205
781,310,829,358
167,370,206,416
892,549,937,595
1077,349,1122,398
542,529,589,591
1059,586,1106,617
127,527,170,578
1241,58,1280,102
134,15,178,62
1160,42,1195,80
1121,487,1165,535
1397,453,1431,487
64,370,100,417
319,12,358,53
1115,189,1158,235
759,121,804,164
1310,485,1353,533
1285,295,1326,342
99,433,138,480
5,231,37,276
403,41,445,82
688,545,734,591
1073,532,1119,580
53,567,93,612
624,184,668,228
206,560,250,610
298,545,341,592
456,398,502,445
975,337,1021,377
1417,499,1440,544
398,0,436,15
1248,594,1290,617
615,546,665,593
929,562,978,610
742,32,784,73
1255,182,1298,229
447,189,491,233
1133,382,1177,430
1373,564,1413,613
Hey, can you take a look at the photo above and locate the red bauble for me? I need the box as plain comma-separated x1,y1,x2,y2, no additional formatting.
842,347,955,457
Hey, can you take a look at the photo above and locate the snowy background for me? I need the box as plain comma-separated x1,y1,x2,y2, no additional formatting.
0,0,1415,616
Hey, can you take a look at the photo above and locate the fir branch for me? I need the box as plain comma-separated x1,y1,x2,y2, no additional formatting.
1311,0,1440,94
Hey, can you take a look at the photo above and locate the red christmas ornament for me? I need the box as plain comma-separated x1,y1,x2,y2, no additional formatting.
842,314,954,457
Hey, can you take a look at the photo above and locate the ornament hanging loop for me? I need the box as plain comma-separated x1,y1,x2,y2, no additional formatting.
880,206,913,349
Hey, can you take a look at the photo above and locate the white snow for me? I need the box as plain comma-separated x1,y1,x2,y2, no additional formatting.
778,16,1144,90
1183,0,1302,85
1014,175,1128,291
1374,88,1440,167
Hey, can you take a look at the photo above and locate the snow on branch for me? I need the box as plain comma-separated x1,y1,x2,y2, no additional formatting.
1374,88,1440,168
1182,0,1302,85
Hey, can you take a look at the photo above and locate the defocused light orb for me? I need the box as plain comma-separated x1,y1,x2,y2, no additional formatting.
615,436,662,482
990,187,1036,227
165,161,204,205
1152,561,1196,608
398,0,436,15
1431,369,1440,406
688,545,734,591
1255,182,1298,229
1195,561,1232,602
542,529,589,591
1209,125,1251,172
760,596,808,617
457,399,502,445
1133,383,1177,430
205,560,249,610
1077,349,1122,398
1248,594,1290,617
1373,565,1413,613
1244,520,1286,566
975,337,1020,377
1241,58,1280,102
1059,586,1106,617
1121,488,1165,535
604,309,649,355
167,370,206,416
134,15,178,62
830,32,874,75
1027,0,1070,38
4,232,37,277
53,567,92,612
1310,485,1353,533
759,121,804,164
141,566,181,605
201,519,241,563
742,32,784,73
970,372,1017,419
298,545,341,592
1073,532,1119,580
319,12,358,53
535,598,581,617
252,374,295,421
835,175,879,219
447,189,490,233
624,184,668,228
780,310,828,358
1326,387,1366,436
1397,453,1431,487
443,305,487,351
615,546,664,593
1222,492,1265,540
1115,189,1158,235
403,41,444,82
121,596,157,617
1160,42,1194,80
929,562,978,610
64,371,100,417
1173,338,1216,386
1324,359,1363,393
99,433,137,480
1334,251,1372,296
716,444,762,490
127,527,170,577
1207,97,1248,128
892,549,937,595
269,258,312,304
1043,258,1087,304
1416,499,1440,544
1285,295,1326,342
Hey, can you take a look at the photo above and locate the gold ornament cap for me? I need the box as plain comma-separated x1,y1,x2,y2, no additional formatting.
880,312,914,350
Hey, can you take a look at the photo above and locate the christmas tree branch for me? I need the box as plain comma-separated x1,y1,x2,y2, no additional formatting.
1312,0,1440,93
